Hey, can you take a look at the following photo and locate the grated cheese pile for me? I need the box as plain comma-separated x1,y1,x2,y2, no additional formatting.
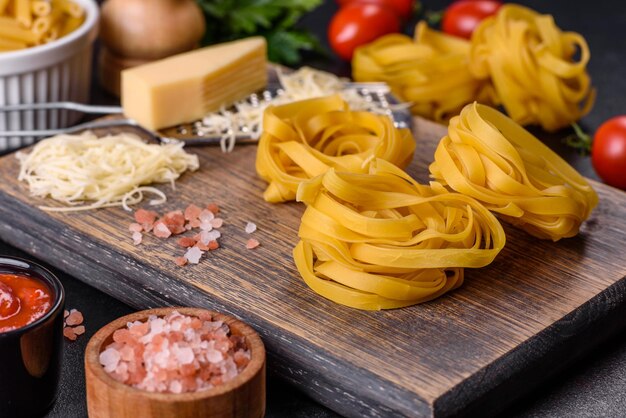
16,132,199,212
198,66,407,152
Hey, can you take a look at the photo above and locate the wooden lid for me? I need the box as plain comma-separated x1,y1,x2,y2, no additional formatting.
84,307,266,418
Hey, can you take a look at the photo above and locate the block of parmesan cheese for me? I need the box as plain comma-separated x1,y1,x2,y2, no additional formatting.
122,37,267,130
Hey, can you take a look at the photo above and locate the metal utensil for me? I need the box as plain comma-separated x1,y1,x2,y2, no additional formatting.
0,82,410,146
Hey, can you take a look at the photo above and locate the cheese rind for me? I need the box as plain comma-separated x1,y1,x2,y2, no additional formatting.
122,37,267,130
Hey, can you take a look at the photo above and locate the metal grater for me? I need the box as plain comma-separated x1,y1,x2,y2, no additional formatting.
158,84,412,146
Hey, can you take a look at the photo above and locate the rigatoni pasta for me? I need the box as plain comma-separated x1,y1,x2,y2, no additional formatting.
0,0,84,53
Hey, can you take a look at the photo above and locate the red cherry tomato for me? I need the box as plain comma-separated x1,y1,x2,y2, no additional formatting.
442,0,502,39
592,116,626,190
329,3,401,61
336,0,416,21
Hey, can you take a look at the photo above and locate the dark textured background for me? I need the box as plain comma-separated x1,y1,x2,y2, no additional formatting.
1,0,625,417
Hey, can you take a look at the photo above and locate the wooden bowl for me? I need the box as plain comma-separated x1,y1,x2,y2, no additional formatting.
84,307,265,418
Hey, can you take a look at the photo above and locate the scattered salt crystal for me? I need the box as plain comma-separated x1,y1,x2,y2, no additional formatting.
63,327,77,341
73,325,86,336
199,221,213,231
129,223,143,232
185,247,204,264
100,347,121,372
132,231,143,246
66,310,84,326
184,204,202,221
153,222,172,238
245,222,257,234
210,218,223,228
177,237,197,248
207,203,220,214
199,230,220,245
246,238,260,249
198,209,215,223
174,256,188,267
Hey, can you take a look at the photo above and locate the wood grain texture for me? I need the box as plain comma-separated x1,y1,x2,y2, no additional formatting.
0,116,625,417
85,307,266,418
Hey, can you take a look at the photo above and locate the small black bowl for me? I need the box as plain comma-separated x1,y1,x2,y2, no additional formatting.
0,256,65,418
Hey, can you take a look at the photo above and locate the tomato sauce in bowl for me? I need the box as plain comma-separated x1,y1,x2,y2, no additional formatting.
0,273,53,333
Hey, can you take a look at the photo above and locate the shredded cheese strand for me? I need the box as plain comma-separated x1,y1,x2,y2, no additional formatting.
429,102,598,241
16,132,199,212
255,95,416,203
293,159,505,310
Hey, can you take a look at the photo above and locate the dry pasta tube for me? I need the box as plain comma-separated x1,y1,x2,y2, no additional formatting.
293,159,506,310
429,102,598,241
469,4,594,132
352,22,495,122
255,94,415,203
0,0,84,50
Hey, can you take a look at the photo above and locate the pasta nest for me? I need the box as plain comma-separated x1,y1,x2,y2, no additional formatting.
352,5,594,131
469,4,595,132
293,159,506,310
429,102,598,241
352,22,495,122
255,94,416,203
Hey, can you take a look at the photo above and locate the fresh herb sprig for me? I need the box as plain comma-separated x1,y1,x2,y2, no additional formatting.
196,0,323,65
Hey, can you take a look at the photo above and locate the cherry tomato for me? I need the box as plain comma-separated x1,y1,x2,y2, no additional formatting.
592,116,626,190
442,0,502,39
336,0,416,21
329,3,401,61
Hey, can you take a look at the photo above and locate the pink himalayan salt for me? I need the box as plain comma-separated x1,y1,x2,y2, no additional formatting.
184,204,202,221
153,222,172,238
210,218,223,228
129,223,143,233
199,209,214,223
66,309,84,326
98,310,251,393
184,247,204,264
246,238,260,249
132,232,143,246
245,222,257,234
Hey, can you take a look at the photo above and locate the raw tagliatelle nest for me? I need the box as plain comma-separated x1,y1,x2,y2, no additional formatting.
429,103,598,241
293,159,506,310
255,94,416,203
16,132,199,212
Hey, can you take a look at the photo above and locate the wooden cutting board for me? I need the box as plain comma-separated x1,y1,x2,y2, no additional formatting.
0,117,625,418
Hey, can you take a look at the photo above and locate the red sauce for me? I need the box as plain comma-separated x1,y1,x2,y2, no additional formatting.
0,273,52,333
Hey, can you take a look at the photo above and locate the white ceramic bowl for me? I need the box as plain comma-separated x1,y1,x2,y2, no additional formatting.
0,0,99,152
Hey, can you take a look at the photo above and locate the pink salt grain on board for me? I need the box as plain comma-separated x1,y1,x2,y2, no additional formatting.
129,223,143,233
132,232,143,246
246,238,260,249
98,311,251,393
245,222,257,234
207,203,220,214
135,209,158,225
153,222,172,238
174,256,188,267
210,218,224,228
185,247,204,264
184,204,203,221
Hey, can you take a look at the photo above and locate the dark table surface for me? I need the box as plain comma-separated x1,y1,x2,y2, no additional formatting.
2,0,625,417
